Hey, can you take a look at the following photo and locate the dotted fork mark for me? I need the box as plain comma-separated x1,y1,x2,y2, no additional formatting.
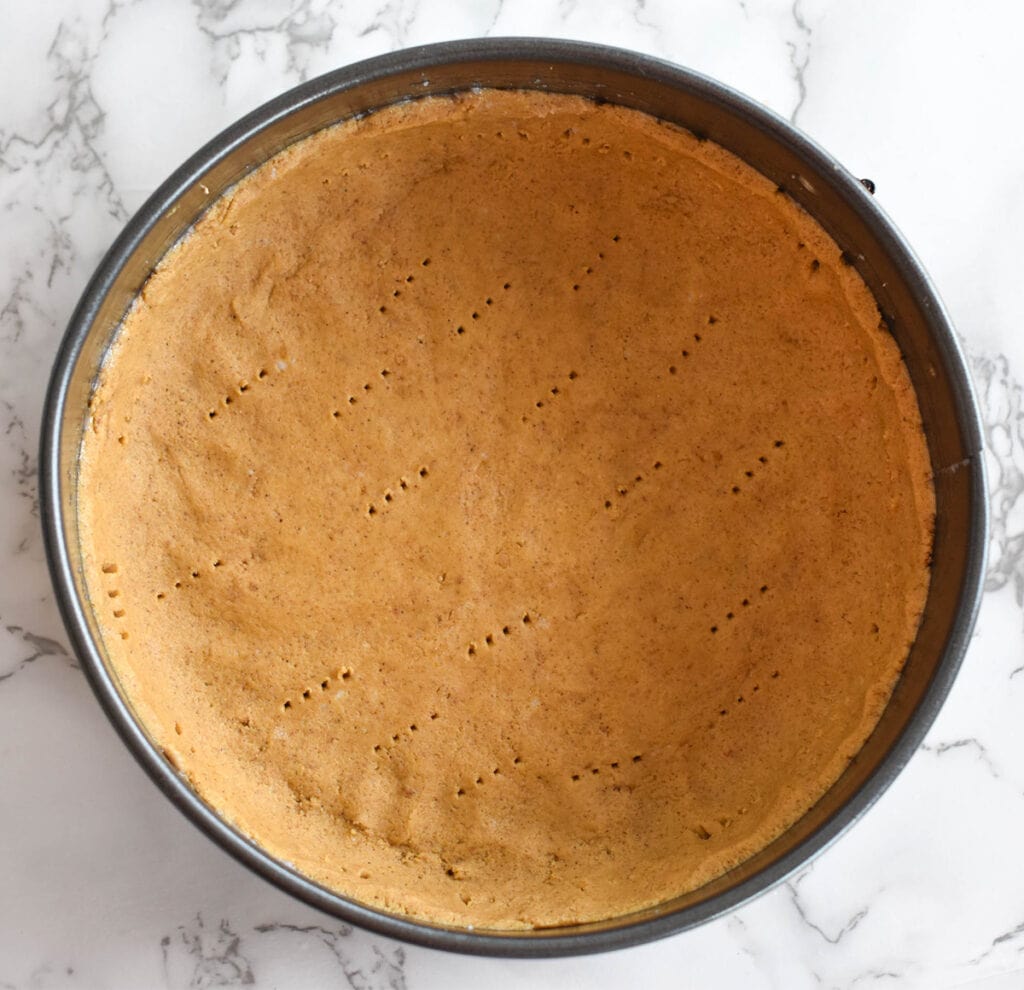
452,280,512,338
366,465,429,518
207,363,280,421
708,583,770,636
372,710,440,758
570,752,644,783
714,661,780,723
522,370,579,422
372,613,537,760
331,367,393,418
282,668,351,712
464,611,534,659
603,460,664,510
153,558,227,602
100,564,129,639
728,440,786,495
375,264,426,318
454,754,524,800
667,316,717,375
569,233,622,295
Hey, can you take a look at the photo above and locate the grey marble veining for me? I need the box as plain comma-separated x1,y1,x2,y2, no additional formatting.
785,0,812,125
2,1,1024,988
162,915,410,989
972,353,1024,608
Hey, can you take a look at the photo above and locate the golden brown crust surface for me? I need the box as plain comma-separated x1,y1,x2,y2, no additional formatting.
78,90,934,928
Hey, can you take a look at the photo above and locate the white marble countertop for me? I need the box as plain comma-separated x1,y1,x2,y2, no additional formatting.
3,1,1023,987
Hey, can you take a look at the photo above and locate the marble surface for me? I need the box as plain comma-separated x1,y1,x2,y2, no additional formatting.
2,0,1023,986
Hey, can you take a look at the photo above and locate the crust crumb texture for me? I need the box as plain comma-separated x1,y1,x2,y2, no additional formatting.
78,90,934,929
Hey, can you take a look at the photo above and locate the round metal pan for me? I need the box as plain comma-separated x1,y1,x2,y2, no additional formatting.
39,38,988,956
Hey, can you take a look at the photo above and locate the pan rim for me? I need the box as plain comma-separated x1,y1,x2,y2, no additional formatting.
38,36,988,958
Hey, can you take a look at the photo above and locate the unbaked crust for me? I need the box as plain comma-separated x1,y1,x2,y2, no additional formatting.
79,90,934,929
